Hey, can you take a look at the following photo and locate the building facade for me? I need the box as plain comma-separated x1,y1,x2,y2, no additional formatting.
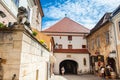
0,0,52,80
42,17,90,75
87,6,120,77
86,13,117,74
111,5,120,77
0,0,43,31
0,25,50,80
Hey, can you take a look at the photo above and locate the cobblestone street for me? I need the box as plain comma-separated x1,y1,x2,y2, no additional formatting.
49,74,120,80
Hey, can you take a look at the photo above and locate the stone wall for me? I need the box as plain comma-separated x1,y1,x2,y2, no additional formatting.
0,25,50,80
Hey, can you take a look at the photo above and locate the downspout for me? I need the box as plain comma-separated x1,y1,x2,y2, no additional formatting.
110,17,120,77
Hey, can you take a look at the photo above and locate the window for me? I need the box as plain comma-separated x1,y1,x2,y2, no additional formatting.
58,44,62,49
83,58,86,66
82,45,86,48
27,6,31,21
60,36,61,39
68,36,72,41
105,31,110,45
96,36,100,47
68,45,72,49
12,0,19,7
91,40,94,50
118,22,120,31
36,8,39,18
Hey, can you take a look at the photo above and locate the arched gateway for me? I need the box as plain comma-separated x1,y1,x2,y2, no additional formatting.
59,60,78,74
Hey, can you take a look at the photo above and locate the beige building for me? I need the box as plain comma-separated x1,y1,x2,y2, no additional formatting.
87,5,120,77
111,5,120,77
86,12,116,73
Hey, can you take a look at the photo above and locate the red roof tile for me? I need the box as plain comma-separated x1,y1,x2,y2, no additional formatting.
43,17,90,33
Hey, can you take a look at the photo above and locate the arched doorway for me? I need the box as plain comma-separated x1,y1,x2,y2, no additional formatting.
107,57,116,72
59,60,78,74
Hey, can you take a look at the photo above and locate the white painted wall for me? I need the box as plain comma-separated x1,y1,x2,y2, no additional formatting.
1,0,18,16
1,0,42,31
20,32,50,80
112,12,120,45
53,36,87,49
53,53,90,74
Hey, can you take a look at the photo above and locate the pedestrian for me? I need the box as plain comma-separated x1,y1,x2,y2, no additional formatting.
61,67,65,75
100,66,105,78
105,65,111,79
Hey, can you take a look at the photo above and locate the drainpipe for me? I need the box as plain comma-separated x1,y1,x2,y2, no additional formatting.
110,17,120,77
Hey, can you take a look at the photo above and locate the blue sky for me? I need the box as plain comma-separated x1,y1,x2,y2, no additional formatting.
40,0,120,30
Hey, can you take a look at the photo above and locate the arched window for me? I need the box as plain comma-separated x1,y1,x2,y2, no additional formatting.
83,58,86,66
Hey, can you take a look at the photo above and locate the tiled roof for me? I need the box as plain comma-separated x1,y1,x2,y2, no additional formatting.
43,17,90,33
91,13,111,33
112,5,120,17
87,12,111,37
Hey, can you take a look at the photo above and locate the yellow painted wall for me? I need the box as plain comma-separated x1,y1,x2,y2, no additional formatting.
32,29,52,50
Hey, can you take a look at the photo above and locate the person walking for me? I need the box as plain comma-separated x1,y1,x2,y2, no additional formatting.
105,65,112,79
61,67,65,75
100,66,105,78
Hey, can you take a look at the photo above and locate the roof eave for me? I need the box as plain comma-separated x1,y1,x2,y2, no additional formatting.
87,20,109,37
35,0,44,17
42,31,89,34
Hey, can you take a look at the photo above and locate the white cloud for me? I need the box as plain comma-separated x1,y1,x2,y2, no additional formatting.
93,0,120,9
44,6,65,19
42,20,59,30
42,0,120,29
83,23,96,29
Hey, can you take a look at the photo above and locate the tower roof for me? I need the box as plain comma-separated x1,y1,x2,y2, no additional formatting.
43,17,89,33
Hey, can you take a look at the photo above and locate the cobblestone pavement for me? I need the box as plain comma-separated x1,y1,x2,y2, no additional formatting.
49,74,120,80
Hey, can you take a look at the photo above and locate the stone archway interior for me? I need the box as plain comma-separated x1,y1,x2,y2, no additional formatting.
59,60,78,74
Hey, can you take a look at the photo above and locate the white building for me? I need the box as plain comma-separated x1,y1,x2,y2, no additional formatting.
42,17,90,74
0,0,51,80
0,0,43,31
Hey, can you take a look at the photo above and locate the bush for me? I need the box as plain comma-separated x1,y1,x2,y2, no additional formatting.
0,22,4,28
32,31,37,36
